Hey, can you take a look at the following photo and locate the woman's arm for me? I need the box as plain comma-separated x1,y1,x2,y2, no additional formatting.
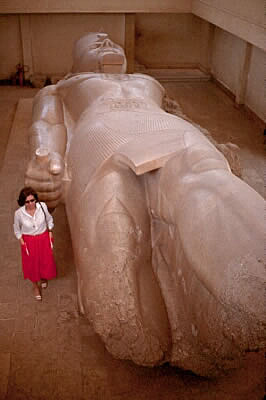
13,212,23,243
43,202,55,247
41,202,54,231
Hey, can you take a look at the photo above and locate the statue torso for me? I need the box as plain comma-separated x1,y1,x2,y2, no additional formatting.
60,72,212,198
57,73,165,123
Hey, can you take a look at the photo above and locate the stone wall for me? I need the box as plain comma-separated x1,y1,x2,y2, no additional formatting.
211,28,245,95
135,14,202,69
0,1,265,121
246,47,266,122
0,0,191,13
192,0,265,51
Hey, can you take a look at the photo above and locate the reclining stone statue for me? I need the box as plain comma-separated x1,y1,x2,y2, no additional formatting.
25,32,265,377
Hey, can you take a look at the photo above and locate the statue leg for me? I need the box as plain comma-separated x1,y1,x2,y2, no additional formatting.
145,144,265,376
66,158,171,366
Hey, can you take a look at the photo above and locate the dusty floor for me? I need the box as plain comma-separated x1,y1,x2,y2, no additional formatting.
0,84,264,400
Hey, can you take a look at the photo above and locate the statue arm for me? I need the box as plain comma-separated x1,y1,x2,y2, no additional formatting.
25,85,67,208
29,84,67,158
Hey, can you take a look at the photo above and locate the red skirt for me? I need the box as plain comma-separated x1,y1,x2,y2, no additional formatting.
21,230,57,282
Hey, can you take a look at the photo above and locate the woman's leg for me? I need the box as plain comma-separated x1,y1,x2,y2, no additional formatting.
40,278,48,288
32,281,42,300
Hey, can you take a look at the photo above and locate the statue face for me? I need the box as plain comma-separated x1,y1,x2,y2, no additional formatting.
72,32,127,73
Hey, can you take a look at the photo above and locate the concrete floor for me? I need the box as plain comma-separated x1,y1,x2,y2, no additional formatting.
0,84,264,400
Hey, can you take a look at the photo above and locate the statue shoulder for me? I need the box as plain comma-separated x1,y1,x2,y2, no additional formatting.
132,73,164,87
129,73,165,105
56,72,99,91
34,84,58,103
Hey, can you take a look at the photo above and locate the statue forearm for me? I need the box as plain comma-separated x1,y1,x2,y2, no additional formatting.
30,85,67,159
29,120,67,159
26,85,67,208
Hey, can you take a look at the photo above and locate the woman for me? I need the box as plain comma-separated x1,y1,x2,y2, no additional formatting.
14,186,56,300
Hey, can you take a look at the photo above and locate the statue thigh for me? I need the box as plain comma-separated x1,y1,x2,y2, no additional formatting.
67,157,171,366
147,148,265,376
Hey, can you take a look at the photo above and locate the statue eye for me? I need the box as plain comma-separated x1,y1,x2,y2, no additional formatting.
88,43,101,50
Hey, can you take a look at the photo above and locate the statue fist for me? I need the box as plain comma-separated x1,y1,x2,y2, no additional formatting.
25,148,64,209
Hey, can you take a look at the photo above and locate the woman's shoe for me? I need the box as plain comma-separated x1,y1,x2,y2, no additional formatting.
33,286,42,301
41,280,48,289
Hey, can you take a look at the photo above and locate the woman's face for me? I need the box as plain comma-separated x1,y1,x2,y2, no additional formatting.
25,195,36,211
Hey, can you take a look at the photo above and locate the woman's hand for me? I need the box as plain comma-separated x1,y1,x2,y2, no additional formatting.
20,239,29,255
49,231,54,249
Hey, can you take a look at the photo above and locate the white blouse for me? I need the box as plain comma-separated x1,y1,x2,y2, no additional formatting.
13,202,54,240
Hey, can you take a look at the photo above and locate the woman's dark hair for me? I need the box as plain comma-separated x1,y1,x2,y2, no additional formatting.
17,186,39,206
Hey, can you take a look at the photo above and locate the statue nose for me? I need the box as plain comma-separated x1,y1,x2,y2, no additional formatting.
101,39,113,48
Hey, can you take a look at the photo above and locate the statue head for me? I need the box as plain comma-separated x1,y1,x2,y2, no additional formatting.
72,32,127,74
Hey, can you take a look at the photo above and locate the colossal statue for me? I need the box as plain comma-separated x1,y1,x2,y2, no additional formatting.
25,32,265,377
